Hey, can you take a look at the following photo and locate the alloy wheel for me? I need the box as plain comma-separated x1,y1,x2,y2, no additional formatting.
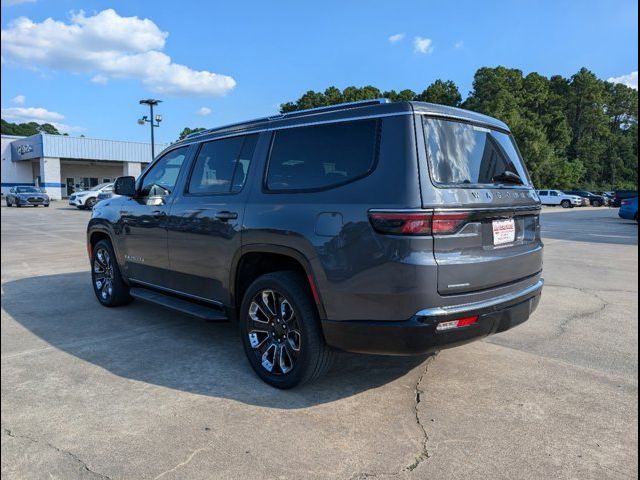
246,289,302,375
93,247,114,302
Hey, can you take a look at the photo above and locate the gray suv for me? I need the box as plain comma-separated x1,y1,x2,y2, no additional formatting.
87,99,543,388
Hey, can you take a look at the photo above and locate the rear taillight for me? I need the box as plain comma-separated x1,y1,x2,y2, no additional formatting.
431,212,470,234
368,211,470,236
621,200,631,206
436,315,479,331
368,212,432,235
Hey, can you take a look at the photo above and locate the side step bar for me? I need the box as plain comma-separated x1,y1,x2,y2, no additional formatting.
130,287,228,321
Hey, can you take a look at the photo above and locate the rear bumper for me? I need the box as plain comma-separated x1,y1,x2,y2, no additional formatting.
322,279,543,355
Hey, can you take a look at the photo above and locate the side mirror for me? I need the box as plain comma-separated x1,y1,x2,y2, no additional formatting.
114,176,136,196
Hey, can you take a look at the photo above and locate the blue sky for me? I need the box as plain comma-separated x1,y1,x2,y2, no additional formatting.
1,0,638,144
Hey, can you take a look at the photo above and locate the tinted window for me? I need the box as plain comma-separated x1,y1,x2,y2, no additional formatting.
139,147,188,198
266,119,378,191
539,190,548,196
188,134,258,194
550,191,558,196
422,117,530,186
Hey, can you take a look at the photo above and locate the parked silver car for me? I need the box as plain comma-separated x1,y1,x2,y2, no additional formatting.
69,183,113,209
5,186,50,207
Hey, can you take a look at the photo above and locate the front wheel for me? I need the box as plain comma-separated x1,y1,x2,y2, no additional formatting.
561,200,571,208
239,271,334,389
85,197,97,209
91,239,132,307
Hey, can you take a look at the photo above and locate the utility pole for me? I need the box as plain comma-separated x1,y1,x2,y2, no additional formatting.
138,99,163,161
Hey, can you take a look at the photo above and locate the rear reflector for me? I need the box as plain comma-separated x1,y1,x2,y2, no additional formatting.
436,315,479,331
368,211,470,236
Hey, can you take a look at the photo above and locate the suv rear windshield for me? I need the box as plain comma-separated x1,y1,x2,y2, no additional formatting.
422,117,530,187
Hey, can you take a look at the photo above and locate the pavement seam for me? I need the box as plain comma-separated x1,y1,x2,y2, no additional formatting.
2,427,112,480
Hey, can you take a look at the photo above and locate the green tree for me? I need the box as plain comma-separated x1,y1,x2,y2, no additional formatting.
277,67,637,189
178,127,206,140
416,79,462,106
1,119,62,136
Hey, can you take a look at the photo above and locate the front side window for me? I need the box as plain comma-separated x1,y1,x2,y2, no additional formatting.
139,147,188,198
266,119,379,191
422,117,531,187
550,191,558,197
188,134,258,194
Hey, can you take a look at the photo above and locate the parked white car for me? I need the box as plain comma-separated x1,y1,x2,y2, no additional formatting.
536,189,582,208
68,183,114,209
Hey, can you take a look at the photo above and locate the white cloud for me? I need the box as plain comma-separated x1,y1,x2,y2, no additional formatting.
197,106,212,116
388,33,405,44
11,94,26,104
414,36,434,55
607,71,638,90
1,9,236,96
454,40,464,49
91,74,109,84
1,106,83,133
1,0,36,6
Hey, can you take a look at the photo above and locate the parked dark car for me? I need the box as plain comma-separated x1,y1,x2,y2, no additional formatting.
564,190,607,207
87,99,543,388
618,197,638,222
612,190,639,207
5,186,50,207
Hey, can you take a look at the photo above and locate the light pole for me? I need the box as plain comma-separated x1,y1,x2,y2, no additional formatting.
138,99,162,161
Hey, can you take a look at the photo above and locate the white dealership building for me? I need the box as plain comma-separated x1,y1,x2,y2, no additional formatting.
1,134,168,199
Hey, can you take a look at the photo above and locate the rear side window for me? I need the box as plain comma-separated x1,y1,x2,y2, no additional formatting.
422,117,531,187
266,119,379,191
188,134,258,194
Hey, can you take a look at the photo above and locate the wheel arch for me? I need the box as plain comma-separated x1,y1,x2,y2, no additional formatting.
231,244,327,320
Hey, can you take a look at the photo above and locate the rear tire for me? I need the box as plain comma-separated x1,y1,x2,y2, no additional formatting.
239,271,334,389
91,239,132,307
592,200,601,207
6,199,12,207
561,200,571,208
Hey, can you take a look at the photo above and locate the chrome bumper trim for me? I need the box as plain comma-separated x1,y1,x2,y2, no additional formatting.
415,279,544,317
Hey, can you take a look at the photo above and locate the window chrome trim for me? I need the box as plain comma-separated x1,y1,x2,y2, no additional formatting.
415,279,544,318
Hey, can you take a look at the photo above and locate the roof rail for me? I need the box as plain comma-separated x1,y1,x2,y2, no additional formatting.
181,98,390,141
279,98,390,118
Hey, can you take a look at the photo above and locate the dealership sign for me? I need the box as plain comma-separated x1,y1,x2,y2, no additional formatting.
16,144,34,155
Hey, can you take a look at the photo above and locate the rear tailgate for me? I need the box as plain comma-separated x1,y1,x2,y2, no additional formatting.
416,112,543,295
432,205,542,295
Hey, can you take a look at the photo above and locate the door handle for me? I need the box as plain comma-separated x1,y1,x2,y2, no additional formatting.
214,211,238,221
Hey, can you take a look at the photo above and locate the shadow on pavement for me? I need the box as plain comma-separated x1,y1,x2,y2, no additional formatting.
2,272,427,409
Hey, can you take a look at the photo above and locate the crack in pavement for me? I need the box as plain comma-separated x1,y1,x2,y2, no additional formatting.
404,354,436,473
544,284,612,336
350,354,437,479
153,441,217,480
2,427,111,480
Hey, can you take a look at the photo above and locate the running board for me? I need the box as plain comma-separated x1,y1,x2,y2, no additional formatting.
130,287,228,321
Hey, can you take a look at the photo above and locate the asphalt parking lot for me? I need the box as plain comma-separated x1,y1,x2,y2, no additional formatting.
1,203,637,480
